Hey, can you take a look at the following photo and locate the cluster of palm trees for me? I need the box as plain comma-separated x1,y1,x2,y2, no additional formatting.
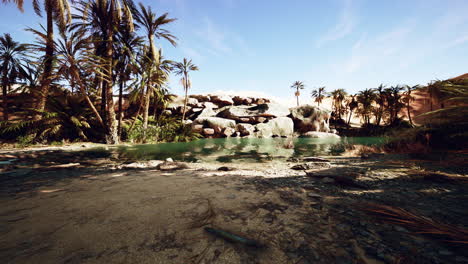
290,80,430,127
0,0,198,144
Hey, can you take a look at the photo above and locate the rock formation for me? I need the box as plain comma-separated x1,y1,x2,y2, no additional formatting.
167,94,336,138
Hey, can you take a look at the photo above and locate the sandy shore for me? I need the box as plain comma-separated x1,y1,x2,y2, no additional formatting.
0,149,467,263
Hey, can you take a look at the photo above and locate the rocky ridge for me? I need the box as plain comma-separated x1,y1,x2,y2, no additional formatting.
167,94,339,138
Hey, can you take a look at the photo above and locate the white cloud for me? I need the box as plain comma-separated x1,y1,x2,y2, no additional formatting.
180,46,204,62
444,35,468,49
196,17,232,56
193,17,252,58
316,0,356,47
341,25,413,73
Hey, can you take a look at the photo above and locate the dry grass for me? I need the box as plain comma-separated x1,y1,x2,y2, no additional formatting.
359,203,468,245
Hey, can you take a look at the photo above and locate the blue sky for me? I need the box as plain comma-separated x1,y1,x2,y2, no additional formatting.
1,0,468,104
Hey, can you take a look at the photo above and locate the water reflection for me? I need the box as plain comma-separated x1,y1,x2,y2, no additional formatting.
90,137,386,163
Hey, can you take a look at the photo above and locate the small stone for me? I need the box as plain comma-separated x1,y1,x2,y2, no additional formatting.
203,128,215,136
321,177,335,183
455,256,468,262
217,166,236,171
156,161,189,171
394,226,408,232
307,192,322,198
438,250,453,256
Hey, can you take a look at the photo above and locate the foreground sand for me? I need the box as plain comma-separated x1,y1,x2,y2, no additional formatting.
0,150,467,263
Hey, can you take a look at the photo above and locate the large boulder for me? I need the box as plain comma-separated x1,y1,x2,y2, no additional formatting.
217,103,290,122
210,95,234,107
193,117,236,134
300,131,340,139
202,102,217,109
236,123,255,136
255,117,294,138
222,127,236,137
289,105,331,133
197,107,217,118
189,94,210,102
187,98,199,107
167,96,185,109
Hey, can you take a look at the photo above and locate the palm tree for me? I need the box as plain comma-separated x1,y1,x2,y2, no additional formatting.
311,86,326,107
403,85,419,126
115,25,143,137
2,0,73,119
173,58,199,121
74,0,135,144
1,0,24,11
426,80,443,111
373,84,386,126
346,95,358,125
54,27,105,128
0,33,28,120
357,88,375,125
385,85,405,124
29,0,74,120
134,3,177,130
330,88,347,119
290,81,305,107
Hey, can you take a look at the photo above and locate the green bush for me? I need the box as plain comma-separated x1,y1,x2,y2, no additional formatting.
123,116,201,143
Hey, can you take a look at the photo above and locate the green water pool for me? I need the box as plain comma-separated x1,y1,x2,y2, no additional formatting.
83,137,387,163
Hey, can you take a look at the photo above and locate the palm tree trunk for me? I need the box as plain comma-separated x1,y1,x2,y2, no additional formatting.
142,83,151,139
103,0,119,144
129,94,144,132
74,70,104,128
296,88,299,107
407,102,413,125
35,6,54,120
347,110,353,125
2,64,8,121
182,73,189,121
2,81,8,121
118,80,123,138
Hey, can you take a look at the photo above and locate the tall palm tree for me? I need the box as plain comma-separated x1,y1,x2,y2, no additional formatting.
134,3,177,130
346,95,358,125
54,27,105,127
330,88,347,119
385,85,405,124
357,88,375,125
173,58,199,121
74,0,135,144
0,33,29,121
31,0,74,120
373,84,386,126
115,29,143,138
403,85,419,126
311,86,326,107
2,0,74,120
291,81,305,107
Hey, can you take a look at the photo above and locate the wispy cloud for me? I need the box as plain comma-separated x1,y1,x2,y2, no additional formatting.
194,17,252,57
180,46,205,62
316,0,356,47
196,17,232,56
444,35,468,49
340,24,413,73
